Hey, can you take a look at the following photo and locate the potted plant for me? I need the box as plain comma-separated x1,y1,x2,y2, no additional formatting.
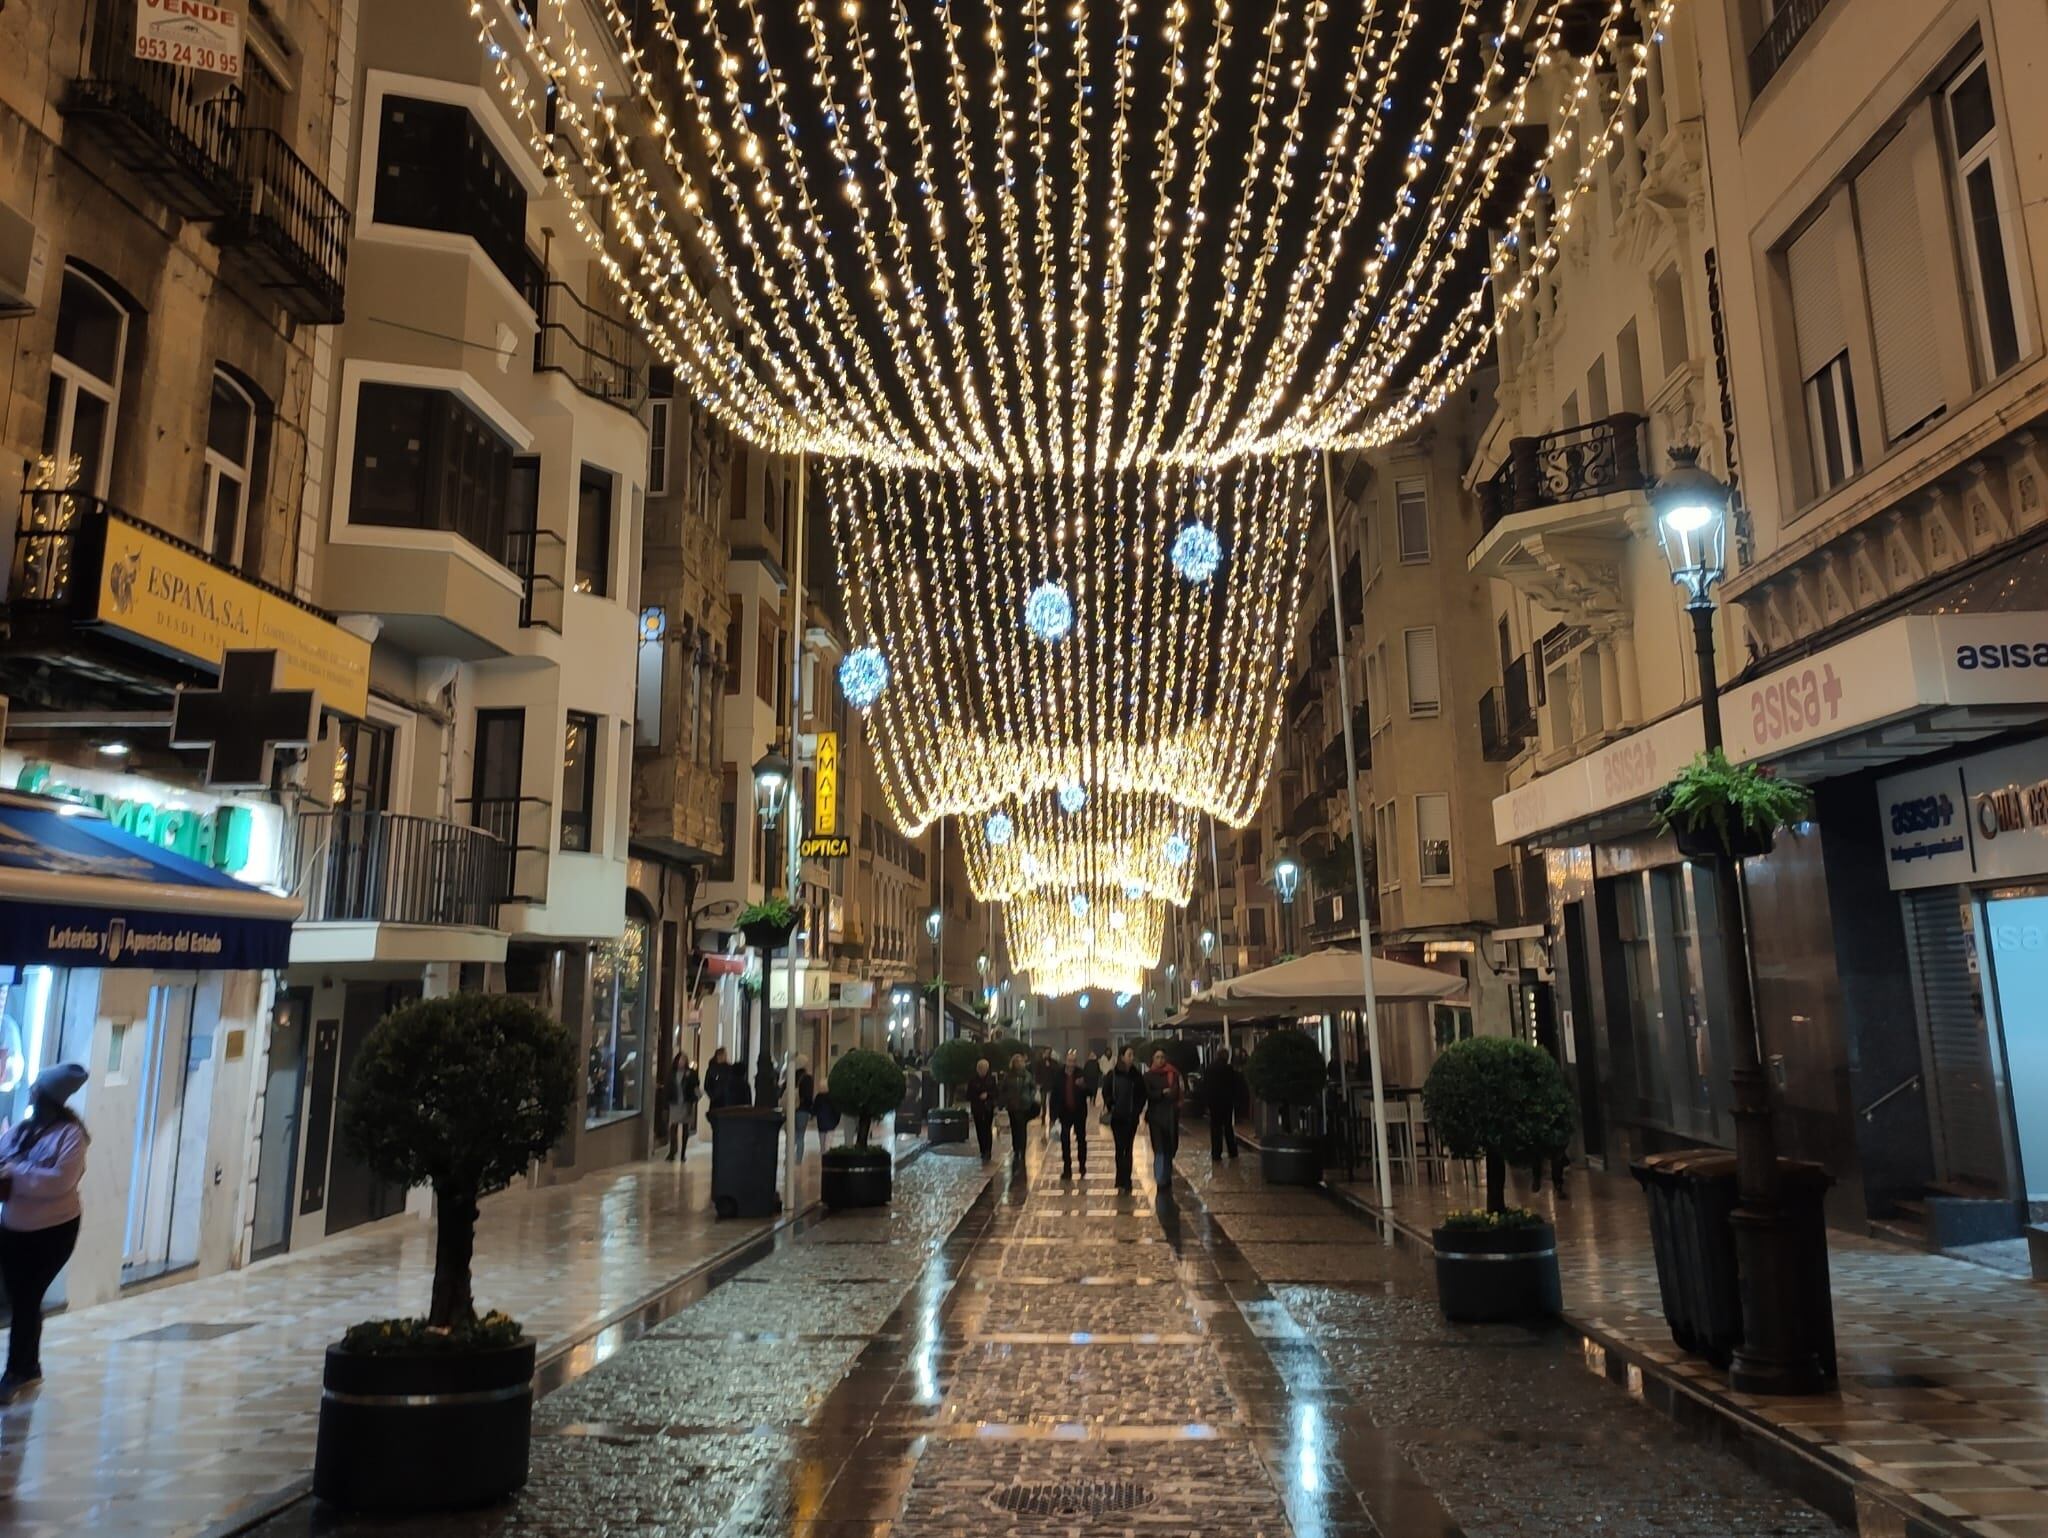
1244,1029,1326,1186
1421,1036,1575,1322
314,994,576,1513
1653,748,1813,862
924,1038,980,1143
737,893,802,951
821,1049,906,1208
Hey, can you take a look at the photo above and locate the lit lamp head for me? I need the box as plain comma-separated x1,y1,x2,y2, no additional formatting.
926,908,942,941
1199,927,1217,957
1271,846,1302,904
751,747,792,830
1652,446,1729,609
976,951,989,977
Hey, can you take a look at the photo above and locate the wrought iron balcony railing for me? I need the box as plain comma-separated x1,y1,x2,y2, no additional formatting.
1748,0,1833,97
533,280,644,407
290,811,507,928
1479,413,1649,535
503,526,566,633
213,127,349,324
457,794,552,905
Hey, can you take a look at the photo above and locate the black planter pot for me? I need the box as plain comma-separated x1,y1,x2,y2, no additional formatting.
1260,1134,1323,1187
740,910,802,952
1431,1221,1563,1323
1655,791,1775,862
821,1149,893,1208
709,1105,784,1218
314,1338,536,1513
925,1107,969,1145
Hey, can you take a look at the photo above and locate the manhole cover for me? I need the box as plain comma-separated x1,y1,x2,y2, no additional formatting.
988,1480,1157,1516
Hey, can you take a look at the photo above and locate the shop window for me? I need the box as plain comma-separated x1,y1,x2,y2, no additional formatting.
1944,54,2028,382
349,382,516,562
575,464,613,596
588,917,648,1125
202,369,260,569
372,94,531,297
560,711,599,852
42,264,130,498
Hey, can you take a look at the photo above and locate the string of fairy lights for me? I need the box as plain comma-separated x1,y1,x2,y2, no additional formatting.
465,0,1682,995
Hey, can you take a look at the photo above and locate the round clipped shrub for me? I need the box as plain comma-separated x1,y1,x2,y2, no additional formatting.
1422,1036,1575,1213
827,1048,907,1148
340,993,577,1332
1244,1029,1326,1117
929,1038,983,1090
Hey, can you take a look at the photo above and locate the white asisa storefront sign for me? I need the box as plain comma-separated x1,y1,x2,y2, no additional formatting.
1878,736,2048,891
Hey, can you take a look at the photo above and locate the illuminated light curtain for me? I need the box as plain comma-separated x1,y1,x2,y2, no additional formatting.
1004,884,1167,997
964,788,1196,906
474,0,1681,471
825,452,1315,835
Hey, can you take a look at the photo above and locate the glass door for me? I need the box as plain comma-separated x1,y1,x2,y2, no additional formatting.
123,983,213,1283
1978,889,2048,1203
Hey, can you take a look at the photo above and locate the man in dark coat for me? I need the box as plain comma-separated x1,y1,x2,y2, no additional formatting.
1102,1046,1146,1193
1055,1049,1093,1181
1203,1047,1242,1161
965,1057,999,1161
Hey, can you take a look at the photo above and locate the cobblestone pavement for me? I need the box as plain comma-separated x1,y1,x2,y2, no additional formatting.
1338,1157,2048,1536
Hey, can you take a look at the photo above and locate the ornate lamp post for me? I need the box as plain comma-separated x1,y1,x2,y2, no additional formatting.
1271,844,1302,956
1651,447,1826,1395
751,748,791,832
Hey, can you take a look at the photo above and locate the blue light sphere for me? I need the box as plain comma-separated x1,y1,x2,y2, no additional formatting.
1024,581,1074,642
1058,780,1087,814
1115,991,1134,1008
1171,522,1222,583
1078,991,1092,1010
1164,831,1192,866
837,645,889,708
1123,880,1145,901
1069,891,1091,918
984,811,1014,847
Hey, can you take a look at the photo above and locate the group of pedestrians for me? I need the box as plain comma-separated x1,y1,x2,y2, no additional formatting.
665,1046,826,1162
962,1045,1232,1194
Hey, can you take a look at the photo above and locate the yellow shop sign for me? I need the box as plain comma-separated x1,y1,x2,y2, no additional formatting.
95,517,370,718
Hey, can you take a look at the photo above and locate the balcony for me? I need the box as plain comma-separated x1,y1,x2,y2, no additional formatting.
62,3,243,218
504,526,567,634
1748,0,1833,97
459,795,552,905
1479,414,1649,537
1492,854,1549,930
1478,653,1538,762
291,811,506,927
533,280,644,408
212,128,349,324
1284,791,1326,841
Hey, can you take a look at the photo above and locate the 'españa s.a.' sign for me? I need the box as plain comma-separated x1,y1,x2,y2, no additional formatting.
800,833,851,860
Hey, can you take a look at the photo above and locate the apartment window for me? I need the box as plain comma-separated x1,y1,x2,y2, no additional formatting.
1584,356,1610,421
1945,54,2026,381
373,95,530,295
1853,112,1947,442
1365,648,1385,729
713,763,738,881
576,464,613,596
1787,199,1862,494
201,370,258,568
725,605,743,697
1652,265,1689,378
1416,793,1453,884
729,442,749,520
646,401,670,496
469,709,525,854
1404,626,1441,717
1374,800,1398,892
43,265,129,498
1395,477,1430,562
757,609,779,706
1616,318,1646,412
350,383,516,560
560,711,599,852
1246,907,1268,948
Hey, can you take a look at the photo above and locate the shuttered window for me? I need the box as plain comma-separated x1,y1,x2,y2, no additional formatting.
1787,197,1850,380
1404,626,1441,716
1854,111,1946,442
1901,889,2007,1191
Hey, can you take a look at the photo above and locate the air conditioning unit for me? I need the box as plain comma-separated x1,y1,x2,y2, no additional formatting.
0,198,47,318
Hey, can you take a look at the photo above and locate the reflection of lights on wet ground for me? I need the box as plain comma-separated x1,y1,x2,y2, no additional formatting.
1295,1403,1323,1493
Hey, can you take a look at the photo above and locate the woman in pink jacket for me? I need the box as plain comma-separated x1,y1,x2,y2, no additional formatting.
0,1062,89,1403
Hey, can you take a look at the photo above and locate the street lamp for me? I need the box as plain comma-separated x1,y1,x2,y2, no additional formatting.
1199,927,1216,958
751,748,791,831
926,908,941,940
1650,446,1823,1394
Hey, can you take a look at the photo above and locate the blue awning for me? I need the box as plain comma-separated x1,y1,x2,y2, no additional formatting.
0,798,299,970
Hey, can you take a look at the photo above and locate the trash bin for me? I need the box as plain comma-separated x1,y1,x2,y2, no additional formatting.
1632,1149,1742,1366
709,1106,784,1219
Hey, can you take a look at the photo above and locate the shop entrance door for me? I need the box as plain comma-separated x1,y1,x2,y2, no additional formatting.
323,981,415,1234
250,989,310,1260
122,982,213,1284
1980,891,2048,1203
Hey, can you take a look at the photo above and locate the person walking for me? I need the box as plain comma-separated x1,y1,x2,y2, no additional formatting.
703,1047,740,1110
0,1063,89,1404
1144,1049,1182,1190
1004,1052,1040,1167
1055,1049,1093,1180
966,1057,999,1161
792,1055,817,1158
1203,1047,1241,1162
1102,1046,1145,1193
667,1052,701,1161
1036,1050,1061,1144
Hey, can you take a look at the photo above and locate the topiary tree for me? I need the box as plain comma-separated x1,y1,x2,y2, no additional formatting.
826,1048,907,1149
928,1038,983,1094
340,994,577,1331
1244,1029,1326,1123
1422,1036,1575,1214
